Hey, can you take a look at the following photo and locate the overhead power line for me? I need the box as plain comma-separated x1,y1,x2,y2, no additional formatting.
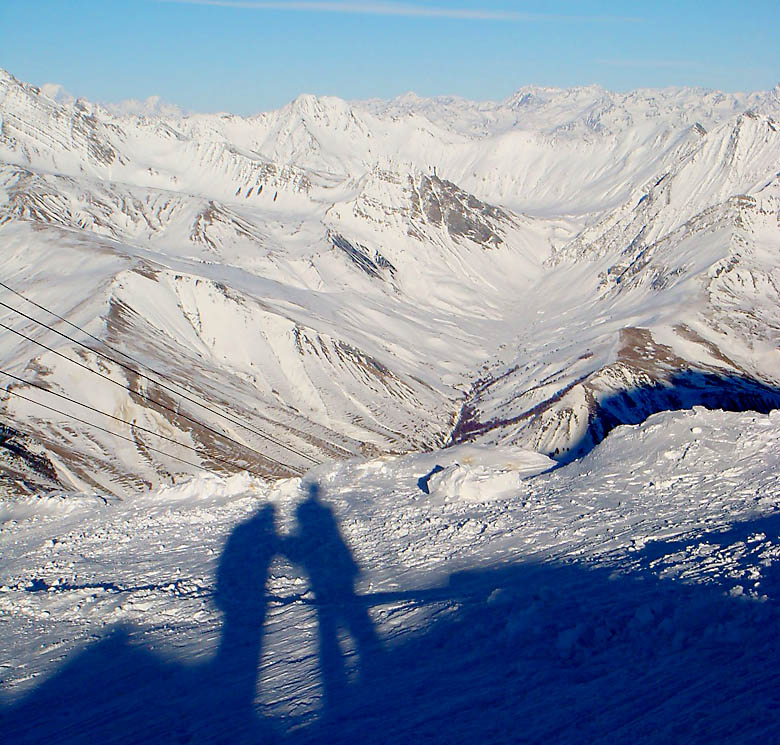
0,319,305,472
0,279,130,362
0,283,320,464
0,368,291,477
2,384,222,478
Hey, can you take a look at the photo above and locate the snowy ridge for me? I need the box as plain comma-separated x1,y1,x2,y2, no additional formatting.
0,67,779,496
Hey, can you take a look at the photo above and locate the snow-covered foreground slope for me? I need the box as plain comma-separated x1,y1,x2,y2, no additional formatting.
1,407,779,742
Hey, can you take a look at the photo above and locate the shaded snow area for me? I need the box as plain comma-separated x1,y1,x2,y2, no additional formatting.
2,407,780,743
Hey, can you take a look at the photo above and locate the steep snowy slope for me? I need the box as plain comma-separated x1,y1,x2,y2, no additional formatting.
0,67,778,497
452,111,780,459
0,209,540,495
0,72,549,494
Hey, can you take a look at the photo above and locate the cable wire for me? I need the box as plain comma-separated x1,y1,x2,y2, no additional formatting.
0,319,297,473
0,285,321,464
0,368,290,478
2,385,223,477
0,279,131,363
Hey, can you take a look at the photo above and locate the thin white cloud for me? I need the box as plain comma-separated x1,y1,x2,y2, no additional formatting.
597,59,707,70
156,0,644,23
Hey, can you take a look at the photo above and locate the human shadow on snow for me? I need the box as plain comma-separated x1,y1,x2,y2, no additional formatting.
3,489,780,744
284,484,381,712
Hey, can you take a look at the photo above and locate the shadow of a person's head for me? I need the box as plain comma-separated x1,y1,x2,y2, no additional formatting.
215,503,278,617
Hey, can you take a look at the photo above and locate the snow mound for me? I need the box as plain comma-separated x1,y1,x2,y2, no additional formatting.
426,445,554,502
141,471,268,505
0,492,110,522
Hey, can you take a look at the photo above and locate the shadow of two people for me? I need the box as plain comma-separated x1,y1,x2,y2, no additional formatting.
207,481,381,726
5,490,780,745
1,483,379,745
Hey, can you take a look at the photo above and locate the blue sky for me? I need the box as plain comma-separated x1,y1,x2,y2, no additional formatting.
2,1,778,113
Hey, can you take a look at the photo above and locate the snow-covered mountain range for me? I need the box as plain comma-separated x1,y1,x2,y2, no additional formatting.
2,65,780,744
1,67,778,496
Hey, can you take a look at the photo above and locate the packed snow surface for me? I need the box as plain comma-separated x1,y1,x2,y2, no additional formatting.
2,408,780,742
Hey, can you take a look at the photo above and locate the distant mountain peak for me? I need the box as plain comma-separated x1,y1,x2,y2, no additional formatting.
103,95,186,119
39,82,75,106
0,66,778,489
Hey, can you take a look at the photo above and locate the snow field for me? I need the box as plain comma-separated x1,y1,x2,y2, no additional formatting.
2,407,779,742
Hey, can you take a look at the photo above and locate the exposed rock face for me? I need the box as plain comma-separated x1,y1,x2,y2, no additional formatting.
410,175,510,248
0,423,61,496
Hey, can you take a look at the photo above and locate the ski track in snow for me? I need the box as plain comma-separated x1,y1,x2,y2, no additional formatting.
2,408,780,742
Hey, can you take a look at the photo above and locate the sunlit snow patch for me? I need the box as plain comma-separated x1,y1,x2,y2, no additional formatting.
426,445,554,502
140,471,268,505
0,492,111,522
